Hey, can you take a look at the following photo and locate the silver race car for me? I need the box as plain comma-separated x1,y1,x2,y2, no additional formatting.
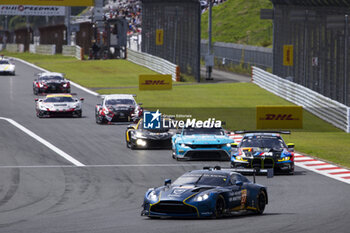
35,94,84,118
0,56,15,75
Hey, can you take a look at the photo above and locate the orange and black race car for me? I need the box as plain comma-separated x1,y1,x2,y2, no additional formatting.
125,118,176,149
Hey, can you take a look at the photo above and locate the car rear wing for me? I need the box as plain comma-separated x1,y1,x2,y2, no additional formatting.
203,166,274,182
37,93,78,96
98,94,137,99
234,130,291,135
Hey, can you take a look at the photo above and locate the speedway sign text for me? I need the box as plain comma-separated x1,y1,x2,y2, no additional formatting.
0,1,94,7
0,5,65,16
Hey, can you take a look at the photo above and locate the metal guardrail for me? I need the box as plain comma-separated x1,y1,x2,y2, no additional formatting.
127,48,179,81
252,66,350,133
201,40,273,69
62,45,83,60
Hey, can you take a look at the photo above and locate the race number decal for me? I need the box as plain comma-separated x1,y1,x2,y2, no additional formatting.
241,189,247,208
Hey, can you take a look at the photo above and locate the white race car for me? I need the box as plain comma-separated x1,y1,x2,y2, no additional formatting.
0,56,15,75
35,94,84,118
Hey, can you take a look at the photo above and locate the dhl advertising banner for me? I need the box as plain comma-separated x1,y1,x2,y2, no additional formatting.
256,106,303,129
0,0,94,7
139,75,172,90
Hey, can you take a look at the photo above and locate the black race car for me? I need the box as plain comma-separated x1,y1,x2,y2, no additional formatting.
231,131,295,174
33,72,70,95
125,118,176,149
95,94,142,124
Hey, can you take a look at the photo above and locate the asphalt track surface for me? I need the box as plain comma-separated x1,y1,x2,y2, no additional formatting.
0,60,349,233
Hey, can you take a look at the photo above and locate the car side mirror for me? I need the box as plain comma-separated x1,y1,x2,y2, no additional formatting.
164,179,171,186
138,103,143,106
34,98,38,102
287,143,295,151
231,143,238,148
235,180,243,186
80,98,84,102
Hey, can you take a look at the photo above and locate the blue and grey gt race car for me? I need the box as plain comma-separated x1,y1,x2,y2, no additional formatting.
141,167,268,218
172,127,234,161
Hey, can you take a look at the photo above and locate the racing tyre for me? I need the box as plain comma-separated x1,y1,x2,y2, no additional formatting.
255,190,267,215
95,116,102,124
214,195,225,218
75,110,82,118
36,111,43,118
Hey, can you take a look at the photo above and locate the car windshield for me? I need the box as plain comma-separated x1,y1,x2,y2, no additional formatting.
173,173,228,186
44,97,74,103
183,128,224,136
39,76,64,81
240,136,286,149
105,99,135,105
0,60,10,65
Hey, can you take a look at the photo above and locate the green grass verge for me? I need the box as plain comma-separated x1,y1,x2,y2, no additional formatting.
5,52,350,168
99,84,350,168
4,52,157,88
201,0,273,46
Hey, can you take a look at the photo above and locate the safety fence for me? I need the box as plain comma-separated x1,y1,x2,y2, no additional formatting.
127,48,179,81
201,40,273,69
62,45,84,60
5,43,24,53
252,66,350,133
29,44,56,55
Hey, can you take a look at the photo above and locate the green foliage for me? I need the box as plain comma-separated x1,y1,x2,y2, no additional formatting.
201,0,273,47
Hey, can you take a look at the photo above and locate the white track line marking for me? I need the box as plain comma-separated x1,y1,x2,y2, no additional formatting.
11,57,99,96
0,117,85,167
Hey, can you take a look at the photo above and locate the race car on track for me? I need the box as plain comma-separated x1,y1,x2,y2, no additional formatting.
125,118,176,149
95,94,142,124
0,56,15,75
33,72,70,95
231,131,295,174
172,127,234,161
141,166,268,218
35,94,84,118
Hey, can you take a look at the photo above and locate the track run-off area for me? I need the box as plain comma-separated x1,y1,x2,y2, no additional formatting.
0,60,349,233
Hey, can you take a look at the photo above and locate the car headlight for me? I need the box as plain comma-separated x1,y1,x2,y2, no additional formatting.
195,193,209,202
278,156,290,161
136,139,147,146
147,190,158,202
135,132,146,138
40,105,49,110
226,143,231,147
235,156,248,162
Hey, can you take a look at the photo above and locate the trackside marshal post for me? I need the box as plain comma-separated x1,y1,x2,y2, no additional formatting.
139,75,172,90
